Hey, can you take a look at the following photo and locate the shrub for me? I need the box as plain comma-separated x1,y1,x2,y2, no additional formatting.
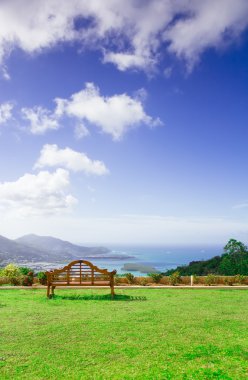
234,274,246,284
160,276,170,285
0,276,9,285
149,273,163,284
139,277,149,286
21,271,34,286
205,274,217,286
114,275,121,285
192,275,199,284
181,276,191,285
169,271,181,286
2,264,21,286
2,263,20,277
37,271,47,285
19,267,33,275
224,277,234,286
125,273,136,284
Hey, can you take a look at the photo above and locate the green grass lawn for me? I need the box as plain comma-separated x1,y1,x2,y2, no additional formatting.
0,289,248,380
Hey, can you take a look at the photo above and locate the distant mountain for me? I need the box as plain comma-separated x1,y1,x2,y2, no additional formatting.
0,235,48,264
15,234,110,260
0,233,133,268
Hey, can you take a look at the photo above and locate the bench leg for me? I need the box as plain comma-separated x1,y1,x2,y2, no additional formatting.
51,286,56,297
111,285,115,299
47,284,51,298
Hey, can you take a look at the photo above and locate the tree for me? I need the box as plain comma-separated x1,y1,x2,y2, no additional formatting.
219,255,234,275
224,239,248,275
224,239,247,256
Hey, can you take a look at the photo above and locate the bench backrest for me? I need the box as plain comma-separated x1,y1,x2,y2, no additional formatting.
47,260,116,285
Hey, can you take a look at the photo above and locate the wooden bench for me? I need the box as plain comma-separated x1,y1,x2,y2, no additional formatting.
46,260,116,298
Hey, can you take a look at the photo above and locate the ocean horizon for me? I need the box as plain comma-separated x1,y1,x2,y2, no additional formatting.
13,244,224,275
75,244,224,276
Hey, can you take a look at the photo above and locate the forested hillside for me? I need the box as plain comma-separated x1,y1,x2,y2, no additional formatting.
163,239,248,276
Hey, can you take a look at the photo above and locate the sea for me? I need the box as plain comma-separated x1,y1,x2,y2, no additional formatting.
90,245,223,275
31,244,224,276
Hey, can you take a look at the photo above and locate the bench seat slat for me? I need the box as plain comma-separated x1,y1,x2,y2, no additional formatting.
50,281,110,286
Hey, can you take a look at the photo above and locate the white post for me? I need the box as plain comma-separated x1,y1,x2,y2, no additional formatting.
190,275,194,287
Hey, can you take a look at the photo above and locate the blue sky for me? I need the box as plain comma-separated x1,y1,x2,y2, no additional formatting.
0,0,248,245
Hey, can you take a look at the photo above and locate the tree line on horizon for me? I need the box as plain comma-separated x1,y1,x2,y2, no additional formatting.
163,239,248,276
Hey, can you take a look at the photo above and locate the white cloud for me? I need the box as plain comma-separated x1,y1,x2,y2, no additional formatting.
19,82,157,139
2,65,10,80
133,88,148,102
0,169,77,216
55,82,161,140
0,102,13,124
34,144,109,175
0,0,78,62
21,106,59,134
74,123,90,139
103,52,154,72
0,1,248,72
166,0,248,70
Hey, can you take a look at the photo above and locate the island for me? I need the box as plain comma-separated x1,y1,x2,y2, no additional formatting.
121,263,160,273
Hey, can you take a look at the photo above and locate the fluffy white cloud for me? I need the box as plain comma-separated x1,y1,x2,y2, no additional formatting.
19,83,158,139
0,1,248,72
166,0,248,70
21,106,59,134
0,169,77,216
0,102,13,124
34,144,109,175
103,52,154,72
55,82,161,140
0,0,77,63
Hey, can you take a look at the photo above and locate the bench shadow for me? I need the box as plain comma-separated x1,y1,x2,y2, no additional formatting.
54,294,146,302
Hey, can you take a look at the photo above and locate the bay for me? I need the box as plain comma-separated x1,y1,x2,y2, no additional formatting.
21,244,224,276
81,244,224,276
